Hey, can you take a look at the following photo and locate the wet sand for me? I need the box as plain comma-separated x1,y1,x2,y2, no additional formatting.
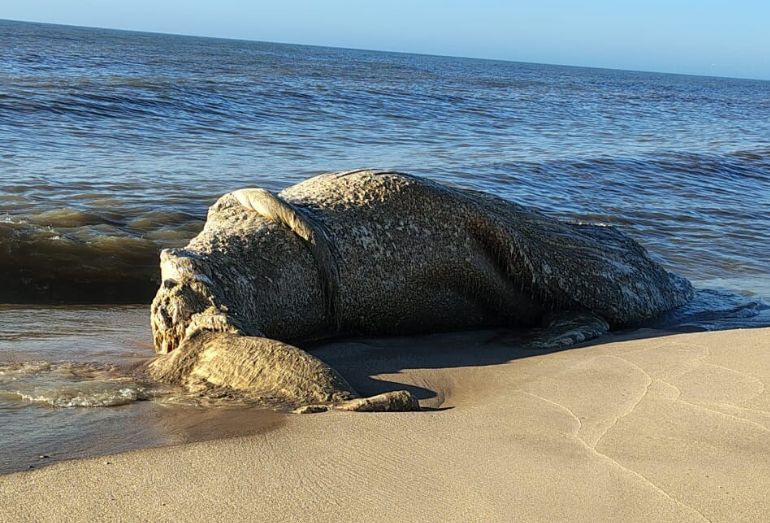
2,327,769,522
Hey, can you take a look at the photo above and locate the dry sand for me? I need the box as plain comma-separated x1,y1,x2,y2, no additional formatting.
1,327,769,522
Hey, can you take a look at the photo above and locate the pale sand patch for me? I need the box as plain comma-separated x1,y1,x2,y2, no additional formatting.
1,328,768,522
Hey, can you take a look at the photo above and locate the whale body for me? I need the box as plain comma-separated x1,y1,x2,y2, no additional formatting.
147,170,693,411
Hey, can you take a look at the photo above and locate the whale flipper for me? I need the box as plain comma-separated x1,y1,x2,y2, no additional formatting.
149,331,357,407
526,312,610,351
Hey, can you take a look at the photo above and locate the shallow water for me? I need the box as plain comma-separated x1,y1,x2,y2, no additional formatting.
0,306,283,474
1,20,769,474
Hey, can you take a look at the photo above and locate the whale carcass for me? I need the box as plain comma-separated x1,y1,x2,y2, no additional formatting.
147,170,693,411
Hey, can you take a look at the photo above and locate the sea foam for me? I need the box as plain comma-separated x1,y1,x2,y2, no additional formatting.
0,361,157,408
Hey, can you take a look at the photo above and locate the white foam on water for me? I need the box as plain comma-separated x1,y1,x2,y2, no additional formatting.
0,361,159,408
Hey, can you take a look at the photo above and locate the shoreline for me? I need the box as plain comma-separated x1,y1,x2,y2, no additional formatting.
3,327,768,521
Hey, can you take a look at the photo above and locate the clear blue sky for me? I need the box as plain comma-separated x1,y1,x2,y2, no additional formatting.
3,0,769,80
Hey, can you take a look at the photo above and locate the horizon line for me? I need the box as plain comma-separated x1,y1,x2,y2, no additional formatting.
3,17,769,83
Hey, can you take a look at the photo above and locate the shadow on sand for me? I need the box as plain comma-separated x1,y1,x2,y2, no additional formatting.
309,327,650,403
310,315,769,405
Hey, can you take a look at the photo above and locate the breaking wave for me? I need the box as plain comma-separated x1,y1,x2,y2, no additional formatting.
0,361,161,407
0,212,200,304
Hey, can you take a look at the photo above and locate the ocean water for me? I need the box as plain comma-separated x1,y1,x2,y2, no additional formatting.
1,20,769,472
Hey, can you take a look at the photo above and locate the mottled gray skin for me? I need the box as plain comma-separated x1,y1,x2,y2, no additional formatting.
148,170,693,410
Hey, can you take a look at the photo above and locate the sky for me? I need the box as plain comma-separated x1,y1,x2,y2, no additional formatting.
2,0,769,80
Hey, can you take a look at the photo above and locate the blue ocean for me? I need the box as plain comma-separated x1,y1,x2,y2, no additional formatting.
0,19,768,472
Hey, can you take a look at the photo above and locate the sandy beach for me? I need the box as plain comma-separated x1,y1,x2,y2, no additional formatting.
1,326,768,522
